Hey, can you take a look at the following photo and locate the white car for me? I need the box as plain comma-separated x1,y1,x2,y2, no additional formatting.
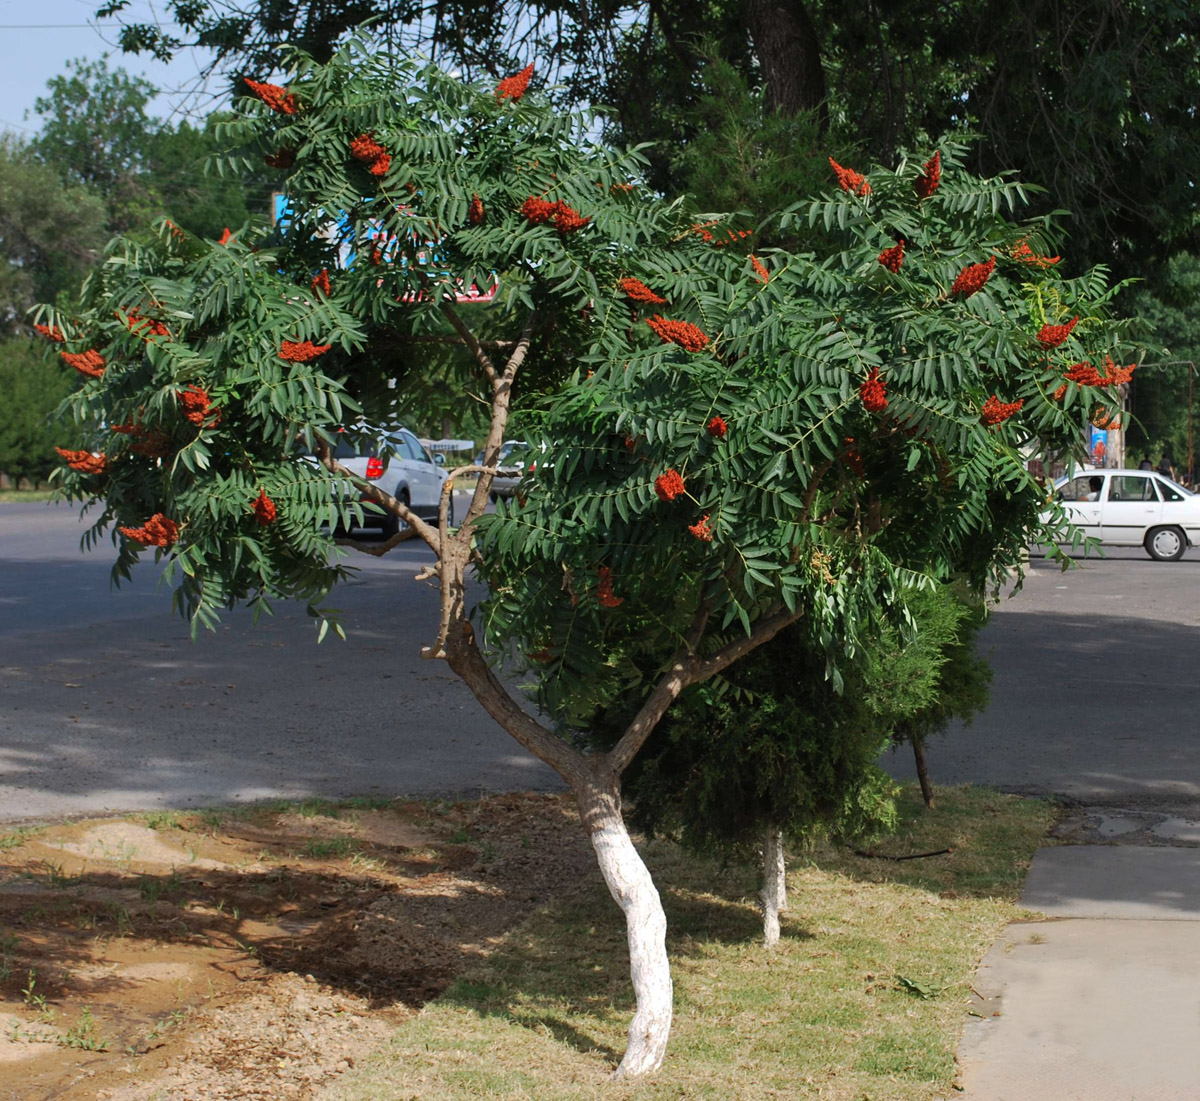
329,424,450,535
1046,468,1200,561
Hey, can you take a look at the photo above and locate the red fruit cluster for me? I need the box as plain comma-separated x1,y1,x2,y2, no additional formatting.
264,147,296,170
177,386,220,427
750,255,769,284
119,513,179,547
1062,358,1137,389
706,415,727,439
860,367,887,412
245,79,296,115
619,277,667,305
280,340,332,363
981,395,1024,426
687,515,714,542
61,349,105,378
34,323,65,342
951,256,995,298
218,228,233,246
468,194,485,225
54,447,107,475
311,268,331,296
1036,316,1078,349
1012,240,1060,268
654,469,686,502
349,133,391,178
252,489,277,526
914,151,941,200
829,157,871,197
121,308,170,340
496,63,534,102
689,220,751,247
596,566,623,607
646,316,709,352
878,240,904,273
520,195,590,234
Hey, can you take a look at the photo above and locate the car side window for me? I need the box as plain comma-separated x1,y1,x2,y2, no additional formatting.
400,432,431,463
1156,478,1186,502
1059,476,1097,502
1108,476,1158,502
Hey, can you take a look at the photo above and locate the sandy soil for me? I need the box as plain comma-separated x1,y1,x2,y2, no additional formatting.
0,792,594,1099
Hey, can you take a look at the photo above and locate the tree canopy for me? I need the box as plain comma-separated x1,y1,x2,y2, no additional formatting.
97,0,1200,276
46,42,1138,1076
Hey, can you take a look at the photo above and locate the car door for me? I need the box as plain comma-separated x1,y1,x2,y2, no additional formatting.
1056,474,1104,540
1100,474,1162,545
1153,475,1200,545
398,429,441,511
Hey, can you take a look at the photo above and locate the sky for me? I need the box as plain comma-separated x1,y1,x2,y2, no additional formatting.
0,0,220,137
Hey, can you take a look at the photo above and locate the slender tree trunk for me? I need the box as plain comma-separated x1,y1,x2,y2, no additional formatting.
574,769,673,1079
912,737,936,808
761,826,787,948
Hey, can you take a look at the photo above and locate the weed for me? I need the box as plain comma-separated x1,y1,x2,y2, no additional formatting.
302,837,354,859
41,862,76,890
61,1007,108,1051
105,903,134,936
0,826,44,852
197,808,225,831
450,827,472,844
138,872,184,903
350,851,386,873
22,970,54,1023
142,810,181,831
480,841,497,863
145,1008,187,1044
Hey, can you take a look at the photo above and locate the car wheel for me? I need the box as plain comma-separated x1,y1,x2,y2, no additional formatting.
381,489,409,539
447,491,455,528
489,491,498,505
1145,525,1187,562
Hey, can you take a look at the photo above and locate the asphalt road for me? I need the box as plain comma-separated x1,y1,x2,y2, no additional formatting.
4,501,1200,821
0,499,561,821
882,547,1200,806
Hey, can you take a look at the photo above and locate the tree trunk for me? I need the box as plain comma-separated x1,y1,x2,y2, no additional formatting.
574,771,673,1079
912,737,936,808
761,826,787,948
738,0,828,127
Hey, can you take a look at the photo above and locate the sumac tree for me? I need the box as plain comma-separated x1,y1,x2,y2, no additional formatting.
47,42,1135,1077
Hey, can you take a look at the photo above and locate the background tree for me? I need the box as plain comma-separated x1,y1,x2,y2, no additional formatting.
1124,254,1200,476
48,47,1133,1078
0,135,107,328
100,0,1200,276
31,57,265,238
0,340,76,487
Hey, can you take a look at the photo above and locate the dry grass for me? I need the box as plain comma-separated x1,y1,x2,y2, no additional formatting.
326,785,1055,1100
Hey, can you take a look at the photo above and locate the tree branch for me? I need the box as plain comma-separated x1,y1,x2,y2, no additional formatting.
606,603,802,775
442,618,590,779
440,300,498,382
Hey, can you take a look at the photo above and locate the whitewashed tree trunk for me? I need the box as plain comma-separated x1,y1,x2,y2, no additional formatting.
761,827,787,948
575,773,673,1079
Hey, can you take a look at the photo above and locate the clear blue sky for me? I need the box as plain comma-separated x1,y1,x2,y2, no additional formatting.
0,0,220,137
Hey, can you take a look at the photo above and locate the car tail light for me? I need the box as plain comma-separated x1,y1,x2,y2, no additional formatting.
365,456,384,479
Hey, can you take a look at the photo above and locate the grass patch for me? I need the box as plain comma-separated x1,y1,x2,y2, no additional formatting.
0,489,55,503
328,785,1054,1100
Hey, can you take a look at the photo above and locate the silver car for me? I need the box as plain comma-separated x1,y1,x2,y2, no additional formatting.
330,424,450,535
1046,468,1200,561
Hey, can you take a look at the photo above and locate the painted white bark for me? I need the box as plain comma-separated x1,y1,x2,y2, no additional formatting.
762,827,787,948
577,779,673,1079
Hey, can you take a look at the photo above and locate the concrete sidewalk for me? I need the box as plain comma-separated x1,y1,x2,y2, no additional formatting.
957,837,1200,1099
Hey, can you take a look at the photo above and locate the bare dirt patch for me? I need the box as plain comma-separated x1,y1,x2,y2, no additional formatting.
0,792,593,1100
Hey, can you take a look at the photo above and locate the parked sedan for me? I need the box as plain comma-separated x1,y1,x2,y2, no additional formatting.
329,424,450,535
1047,468,1200,560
